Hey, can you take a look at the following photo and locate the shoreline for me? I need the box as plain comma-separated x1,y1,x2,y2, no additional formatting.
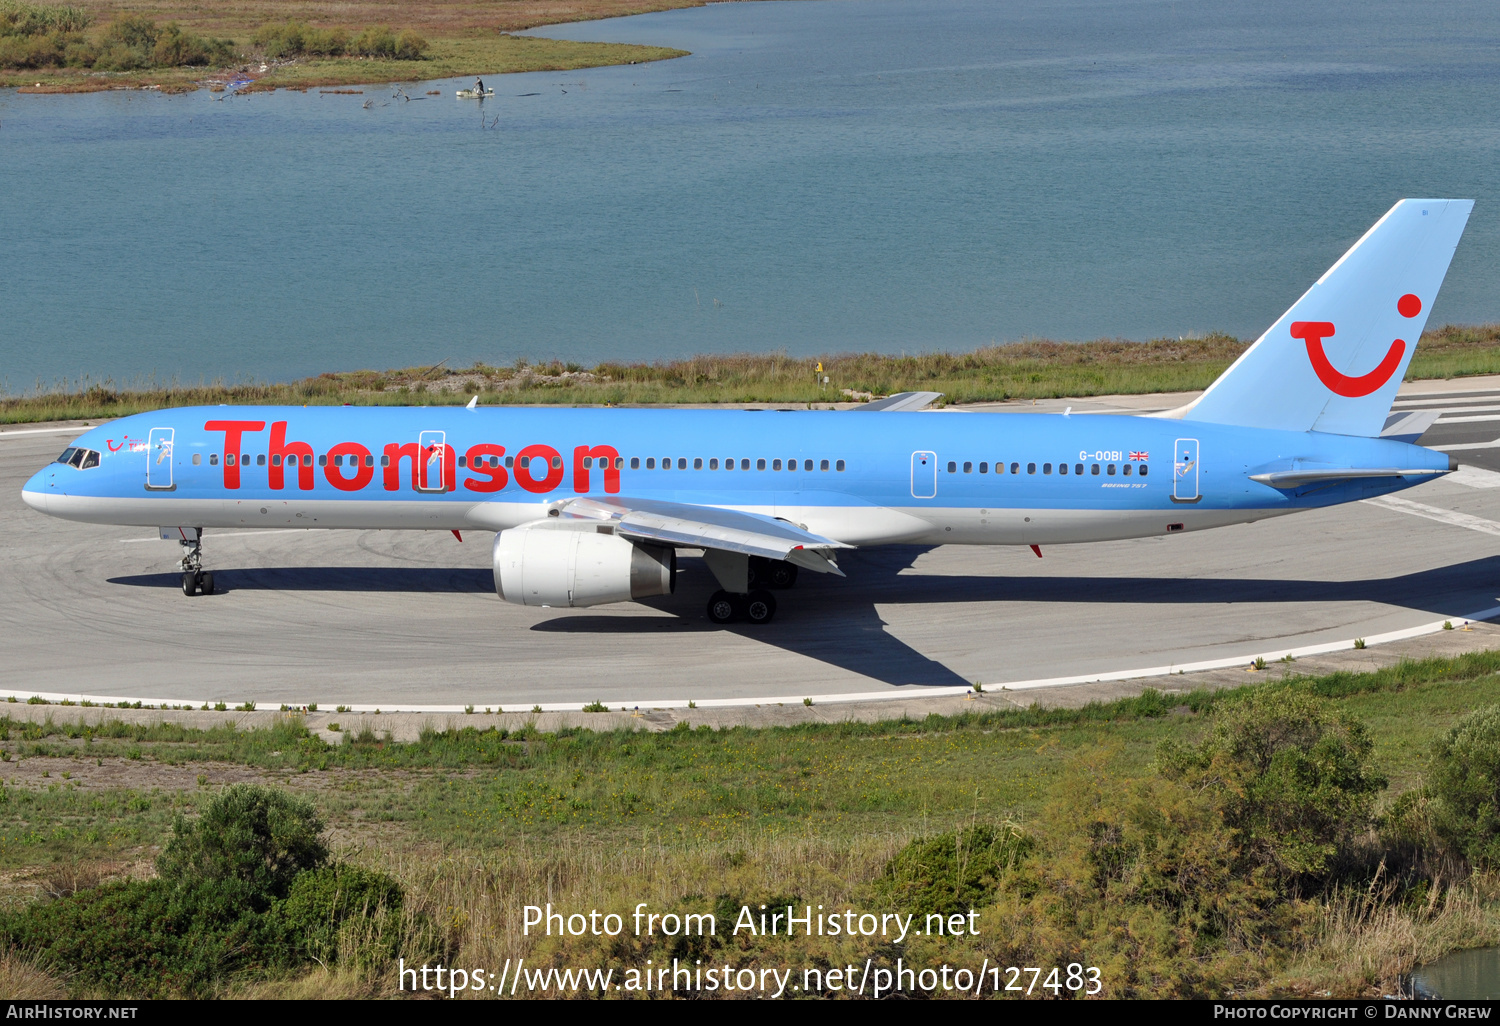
5,325,1499,425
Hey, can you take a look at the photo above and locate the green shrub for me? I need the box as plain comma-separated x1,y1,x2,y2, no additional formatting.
151,23,232,67
1424,705,1500,867
349,26,396,58
278,864,404,966
873,823,1033,915
393,30,426,60
253,19,347,58
157,784,328,906
1157,686,1385,883
0,877,297,997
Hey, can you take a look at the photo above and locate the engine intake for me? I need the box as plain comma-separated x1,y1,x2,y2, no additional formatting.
493,523,676,607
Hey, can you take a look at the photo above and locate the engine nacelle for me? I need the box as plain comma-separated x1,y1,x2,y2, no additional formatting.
493,522,676,607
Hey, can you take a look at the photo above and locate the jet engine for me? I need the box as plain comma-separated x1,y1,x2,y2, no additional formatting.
493,522,676,607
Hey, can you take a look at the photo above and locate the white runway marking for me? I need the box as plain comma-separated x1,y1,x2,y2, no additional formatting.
0,426,99,439
1433,439,1500,452
1436,414,1500,424
1364,495,1500,538
1446,466,1500,489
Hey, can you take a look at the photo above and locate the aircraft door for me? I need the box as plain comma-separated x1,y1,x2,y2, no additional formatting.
1172,438,1200,503
911,451,937,499
146,427,174,490
418,430,448,492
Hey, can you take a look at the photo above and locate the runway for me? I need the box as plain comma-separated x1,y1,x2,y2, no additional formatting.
6,379,1500,711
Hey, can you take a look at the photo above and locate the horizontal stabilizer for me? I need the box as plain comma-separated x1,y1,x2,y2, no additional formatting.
1249,466,1451,489
562,496,852,573
1380,409,1440,443
854,391,943,412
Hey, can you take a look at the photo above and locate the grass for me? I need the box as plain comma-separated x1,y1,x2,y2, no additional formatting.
7,323,1500,425
7,652,1500,996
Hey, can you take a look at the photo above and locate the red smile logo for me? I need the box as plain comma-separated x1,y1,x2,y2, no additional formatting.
1292,293,1422,398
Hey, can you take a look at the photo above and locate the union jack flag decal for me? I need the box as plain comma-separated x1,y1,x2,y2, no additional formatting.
1129,451,1149,461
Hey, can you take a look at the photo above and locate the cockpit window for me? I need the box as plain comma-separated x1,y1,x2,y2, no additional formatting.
56,447,100,469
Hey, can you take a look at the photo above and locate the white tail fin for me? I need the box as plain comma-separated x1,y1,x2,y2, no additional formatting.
1172,199,1472,436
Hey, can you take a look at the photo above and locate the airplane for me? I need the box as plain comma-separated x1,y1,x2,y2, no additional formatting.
21,198,1472,625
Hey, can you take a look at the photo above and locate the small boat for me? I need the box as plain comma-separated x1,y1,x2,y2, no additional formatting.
456,89,495,99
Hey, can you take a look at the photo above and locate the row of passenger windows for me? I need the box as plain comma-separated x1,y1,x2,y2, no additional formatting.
945,460,1147,477
190,452,848,472
629,457,846,472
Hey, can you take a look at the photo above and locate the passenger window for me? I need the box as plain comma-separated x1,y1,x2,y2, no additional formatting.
631,457,641,469
979,462,987,474
519,455,530,469
1139,465,1149,477
694,458,703,470
646,457,656,469
259,455,267,466
836,459,845,471
787,459,797,471
455,456,464,468
379,455,389,467
742,459,751,470
303,454,313,467
192,453,202,466
505,456,513,468
1106,464,1114,476
318,455,327,467
1091,463,1100,475
552,456,562,469
1010,462,1020,475
1043,463,1052,474
366,455,374,467
963,462,972,473
1122,464,1131,476
273,454,283,467
677,458,686,470
1058,462,1067,475
946,461,956,473
581,457,592,469
614,458,624,469
1075,464,1083,475
81,450,99,469
820,459,829,471
210,454,219,466
724,457,734,470
226,453,236,467
758,459,767,471
773,459,782,471
241,454,248,467
709,458,718,470
804,459,813,471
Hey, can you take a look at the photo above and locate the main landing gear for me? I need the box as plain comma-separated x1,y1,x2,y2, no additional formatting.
705,557,798,624
707,589,777,625
178,533,214,597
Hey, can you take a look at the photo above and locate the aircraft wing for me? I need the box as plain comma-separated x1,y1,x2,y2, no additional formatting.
561,496,852,575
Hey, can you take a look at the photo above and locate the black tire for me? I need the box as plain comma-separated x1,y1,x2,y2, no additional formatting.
744,589,777,625
200,572,215,596
181,572,197,596
747,556,767,589
706,590,738,624
767,561,798,589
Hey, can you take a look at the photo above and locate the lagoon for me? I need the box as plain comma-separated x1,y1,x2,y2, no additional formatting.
1,0,1499,389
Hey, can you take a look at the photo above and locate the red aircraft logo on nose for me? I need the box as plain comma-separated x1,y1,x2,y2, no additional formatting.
1292,293,1422,398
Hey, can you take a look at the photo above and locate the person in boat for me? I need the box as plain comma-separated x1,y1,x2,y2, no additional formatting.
474,78,486,96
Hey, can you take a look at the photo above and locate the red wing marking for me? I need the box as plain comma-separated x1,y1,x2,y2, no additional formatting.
1290,321,1405,398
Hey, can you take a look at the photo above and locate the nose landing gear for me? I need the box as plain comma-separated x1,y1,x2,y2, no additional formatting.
178,532,214,596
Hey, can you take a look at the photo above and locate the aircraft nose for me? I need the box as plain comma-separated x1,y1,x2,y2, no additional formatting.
21,468,50,513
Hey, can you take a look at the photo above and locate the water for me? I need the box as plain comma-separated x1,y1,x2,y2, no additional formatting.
1412,946,1500,999
2,0,1499,389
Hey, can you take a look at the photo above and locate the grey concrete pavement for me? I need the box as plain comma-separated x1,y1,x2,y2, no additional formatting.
5,383,1500,710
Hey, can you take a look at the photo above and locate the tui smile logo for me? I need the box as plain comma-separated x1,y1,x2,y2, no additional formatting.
1292,293,1422,398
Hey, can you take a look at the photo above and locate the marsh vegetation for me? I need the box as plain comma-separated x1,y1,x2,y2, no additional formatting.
3,654,1500,996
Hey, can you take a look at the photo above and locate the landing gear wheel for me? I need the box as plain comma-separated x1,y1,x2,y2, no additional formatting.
707,590,738,624
199,571,215,596
181,572,198,596
744,589,776,625
767,562,798,589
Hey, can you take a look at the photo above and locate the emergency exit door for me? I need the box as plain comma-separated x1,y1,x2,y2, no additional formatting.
911,451,937,499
